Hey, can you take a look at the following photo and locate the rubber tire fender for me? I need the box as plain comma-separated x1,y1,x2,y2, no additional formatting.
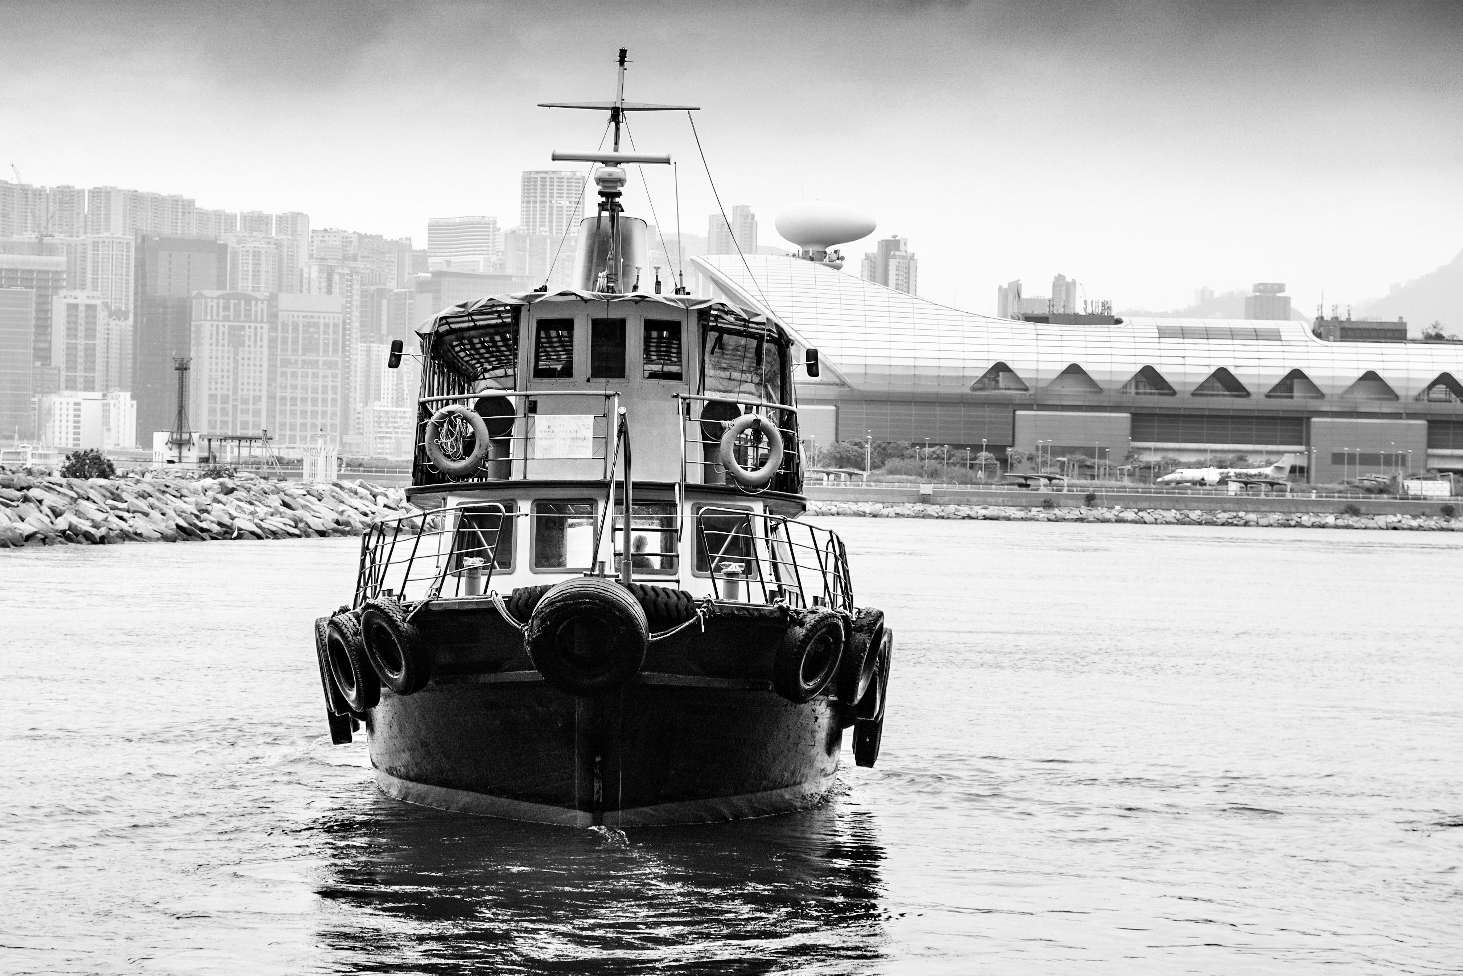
424,404,490,479
718,414,784,490
838,608,885,706
853,628,892,768
772,608,844,704
524,577,650,697
313,616,354,744
325,610,380,712
360,597,432,695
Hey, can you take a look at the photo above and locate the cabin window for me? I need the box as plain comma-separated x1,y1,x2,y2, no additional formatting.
643,319,684,380
450,502,516,572
532,500,596,571
590,318,627,378
533,319,575,378
695,505,756,574
613,502,679,575
703,327,784,404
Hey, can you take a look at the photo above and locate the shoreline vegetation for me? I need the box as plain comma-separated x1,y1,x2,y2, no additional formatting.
806,500,1463,531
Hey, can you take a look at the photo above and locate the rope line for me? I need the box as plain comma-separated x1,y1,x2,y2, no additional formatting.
622,116,678,290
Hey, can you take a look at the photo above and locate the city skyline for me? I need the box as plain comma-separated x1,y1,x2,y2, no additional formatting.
1,1,1458,318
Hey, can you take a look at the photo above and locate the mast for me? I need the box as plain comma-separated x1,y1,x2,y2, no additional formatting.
612,47,627,152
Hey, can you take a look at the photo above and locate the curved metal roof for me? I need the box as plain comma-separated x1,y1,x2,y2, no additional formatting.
694,255,1463,403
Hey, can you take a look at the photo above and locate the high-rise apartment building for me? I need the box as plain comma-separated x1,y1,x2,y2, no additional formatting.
428,216,501,273
83,235,136,311
193,209,239,239
1245,282,1292,321
35,390,135,450
226,235,282,293
47,186,88,238
133,236,229,438
86,187,196,238
0,180,49,238
1051,274,1078,315
707,205,757,256
189,291,271,436
273,212,310,288
50,293,116,392
861,236,918,296
0,253,67,366
0,287,35,439
238,211,273,237
520,171,584,238
271,294,344,449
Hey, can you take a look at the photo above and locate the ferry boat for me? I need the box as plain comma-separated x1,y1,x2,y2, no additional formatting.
311,51,892,826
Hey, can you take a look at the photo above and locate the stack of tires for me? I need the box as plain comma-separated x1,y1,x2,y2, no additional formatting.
313,596,433,743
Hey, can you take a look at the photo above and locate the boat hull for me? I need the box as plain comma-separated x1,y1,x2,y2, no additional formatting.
366,672,844,826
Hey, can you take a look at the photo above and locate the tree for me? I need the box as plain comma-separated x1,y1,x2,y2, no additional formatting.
61,448,115,480
1422,321,1460,342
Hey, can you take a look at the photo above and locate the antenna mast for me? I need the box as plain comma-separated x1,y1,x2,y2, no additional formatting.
612,48,627,152
169,357,193,463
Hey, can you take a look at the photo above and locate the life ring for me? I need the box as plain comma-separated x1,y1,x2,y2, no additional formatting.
772,609,844,704
360,596,432,695
718,414,784,489
325,610,380,713
424,404,490,478
524,577,650,696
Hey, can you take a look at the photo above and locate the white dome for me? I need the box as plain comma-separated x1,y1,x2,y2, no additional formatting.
775,201,877,252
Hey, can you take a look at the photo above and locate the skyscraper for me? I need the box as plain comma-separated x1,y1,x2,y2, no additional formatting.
238,211,273,237
1245,282,1291,321
428,216,502,273
860,236,918,296
193,209,238,239
226,235,283,293
50,293,113,392
1051,274,1078,315
189,291,271,436
707,205,757,256
0,253,67,365
133,236,229,439
520,171,584,238
271,293,344,449
0,287,35,439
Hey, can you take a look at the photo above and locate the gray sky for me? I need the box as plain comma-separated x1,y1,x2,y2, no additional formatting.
3,0,1460,315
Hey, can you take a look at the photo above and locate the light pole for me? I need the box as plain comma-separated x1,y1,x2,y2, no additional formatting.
924,437,930,478
1407,449,1413,476
864,429,872,485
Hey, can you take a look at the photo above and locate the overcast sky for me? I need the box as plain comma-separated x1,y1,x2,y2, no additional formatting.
3,0,1460,316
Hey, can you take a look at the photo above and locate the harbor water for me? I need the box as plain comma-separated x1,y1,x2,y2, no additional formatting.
2,519,1460,974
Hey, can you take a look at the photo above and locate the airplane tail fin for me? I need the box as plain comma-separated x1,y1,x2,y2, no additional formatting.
1271,453,1298,477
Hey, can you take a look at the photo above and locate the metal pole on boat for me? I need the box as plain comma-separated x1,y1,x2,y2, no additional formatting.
619,407,633,586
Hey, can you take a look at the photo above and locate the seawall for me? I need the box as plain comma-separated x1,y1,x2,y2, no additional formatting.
0,474,407,547
806,500,1463,531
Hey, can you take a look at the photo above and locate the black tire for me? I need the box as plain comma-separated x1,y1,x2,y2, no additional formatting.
325,611,380,712
772,609,844,704
360,597,432,695
506,583,553,623
624,582,698,631
837,609,884,705
853,628,891,768
524,577,649,697
313,616,353,744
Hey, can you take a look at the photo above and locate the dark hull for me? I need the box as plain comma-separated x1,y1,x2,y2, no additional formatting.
363,603,846,826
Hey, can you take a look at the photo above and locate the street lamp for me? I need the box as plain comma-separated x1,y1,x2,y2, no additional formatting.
864,429,872,485
924,437,930,478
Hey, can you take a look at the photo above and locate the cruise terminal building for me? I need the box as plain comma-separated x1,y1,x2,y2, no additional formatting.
694,254,1463,483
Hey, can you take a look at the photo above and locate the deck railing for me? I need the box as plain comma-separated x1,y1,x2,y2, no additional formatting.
412,391,619,488
696,506,852,612
676,394,802,494
354,502,516,606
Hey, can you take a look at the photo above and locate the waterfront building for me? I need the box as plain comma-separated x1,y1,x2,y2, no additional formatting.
189,291,271,437
0,287,35,440
134,237,229,439
520,171,584,238
1313,314,1408,343
696,253,1463,483
270,294,344,450
0,252,67,366
35,389,135,450
1246,283,1292,321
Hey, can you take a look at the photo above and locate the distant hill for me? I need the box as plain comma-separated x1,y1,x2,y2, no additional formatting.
1357,249,1463,337
1120,289,1310,322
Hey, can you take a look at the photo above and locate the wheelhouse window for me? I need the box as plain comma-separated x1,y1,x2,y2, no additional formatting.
643,319,684,380
450,502,516,572
532,500,596,571
613,503,679,575
533,319,574,379
703,326,784,404
695,506,756,574
590,318,626,379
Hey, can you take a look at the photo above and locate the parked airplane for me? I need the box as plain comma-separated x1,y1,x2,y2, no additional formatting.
1156,454,1298,486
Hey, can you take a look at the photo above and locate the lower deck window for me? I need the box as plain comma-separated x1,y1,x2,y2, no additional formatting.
695,506,755,574
613,503,678,575
532,500,596,570
452,503,516,571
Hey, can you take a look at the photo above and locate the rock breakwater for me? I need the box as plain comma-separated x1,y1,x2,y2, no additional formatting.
807,501,1463,531
0,475,409,547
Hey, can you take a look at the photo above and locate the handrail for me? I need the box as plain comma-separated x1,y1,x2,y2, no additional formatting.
674,393,802,494
696,506,853,612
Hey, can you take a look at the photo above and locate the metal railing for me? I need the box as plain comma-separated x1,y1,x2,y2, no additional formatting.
412,390,620,487
697,506,852,612
354,502,514,606
809,480,1455,502
676,394,801,494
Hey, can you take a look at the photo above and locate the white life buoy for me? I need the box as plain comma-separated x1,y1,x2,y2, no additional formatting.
717,414,784,489
424,404,490,478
